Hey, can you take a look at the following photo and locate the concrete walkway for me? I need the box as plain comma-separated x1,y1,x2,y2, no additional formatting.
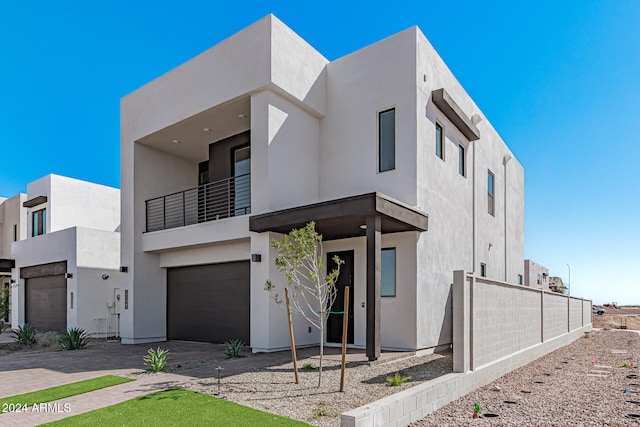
0,340,403,426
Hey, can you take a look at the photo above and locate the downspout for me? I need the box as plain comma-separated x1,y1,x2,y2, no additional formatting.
503,154,512,282
471,114,482,274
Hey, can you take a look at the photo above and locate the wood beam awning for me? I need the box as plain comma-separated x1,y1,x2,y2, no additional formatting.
432,88,480,141
249,192,428,240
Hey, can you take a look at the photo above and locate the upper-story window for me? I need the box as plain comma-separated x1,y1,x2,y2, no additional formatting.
480,263,487,277
458,144,466,176
537,274,541,285
517,274,523,285
435,123,444,160
488,170,495,216
32,208,46,237
378,108,395,172
13,224,17,241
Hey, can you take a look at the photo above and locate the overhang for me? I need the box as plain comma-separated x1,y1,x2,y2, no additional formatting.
249,192,428,240
23,195,47,208
432,88,480,141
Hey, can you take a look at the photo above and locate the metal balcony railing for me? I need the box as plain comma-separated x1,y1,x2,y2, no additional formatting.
145,173,250,232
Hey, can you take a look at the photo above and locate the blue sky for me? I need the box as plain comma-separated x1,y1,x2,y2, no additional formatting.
1,1,638,304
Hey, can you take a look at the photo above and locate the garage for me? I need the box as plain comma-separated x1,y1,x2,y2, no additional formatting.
25,275,67,332
167,261,250,343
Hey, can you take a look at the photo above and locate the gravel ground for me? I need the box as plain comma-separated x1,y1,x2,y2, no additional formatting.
185,351,453,426
414,330,640,426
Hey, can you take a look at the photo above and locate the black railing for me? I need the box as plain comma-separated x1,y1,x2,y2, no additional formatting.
145,174,250,232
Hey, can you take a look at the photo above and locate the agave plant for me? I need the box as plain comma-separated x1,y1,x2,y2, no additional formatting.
224,339,246,359
59,327,89,350
144,347,170,372
12,323,37,345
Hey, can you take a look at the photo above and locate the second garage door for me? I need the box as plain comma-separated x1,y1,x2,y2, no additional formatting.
25,275,67,332
167,261,250,344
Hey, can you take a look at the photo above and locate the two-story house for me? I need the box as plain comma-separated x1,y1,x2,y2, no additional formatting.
0,194,27,324
11,174,122,336
120,15,524,360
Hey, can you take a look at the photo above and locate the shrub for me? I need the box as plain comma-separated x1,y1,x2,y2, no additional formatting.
385,372,410,387
59,327,89,350
224,339,246,358
311,407,341,420
12,323,38,345
301,363,315,372
144,347,170,372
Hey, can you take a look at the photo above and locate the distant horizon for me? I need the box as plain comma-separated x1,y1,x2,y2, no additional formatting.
1,2,638,306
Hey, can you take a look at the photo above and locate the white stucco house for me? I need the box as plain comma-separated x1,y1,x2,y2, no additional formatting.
0,193,27,324
120,15,524,360
11,174,122,337
524,259,549,290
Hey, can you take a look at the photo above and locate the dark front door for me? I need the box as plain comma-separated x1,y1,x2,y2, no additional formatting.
326,250,354,344
167,261,250,344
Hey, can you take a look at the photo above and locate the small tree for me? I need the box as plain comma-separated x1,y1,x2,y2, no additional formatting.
265,221,343,387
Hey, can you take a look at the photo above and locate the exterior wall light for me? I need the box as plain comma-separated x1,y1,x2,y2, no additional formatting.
251,254,262,262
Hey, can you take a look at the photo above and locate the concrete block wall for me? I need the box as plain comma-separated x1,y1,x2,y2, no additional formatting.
569,297,583,331
543,292,568,340
473,279,540,368
342,272,592,427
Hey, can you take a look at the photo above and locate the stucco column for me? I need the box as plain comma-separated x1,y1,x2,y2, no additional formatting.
366,214,381,361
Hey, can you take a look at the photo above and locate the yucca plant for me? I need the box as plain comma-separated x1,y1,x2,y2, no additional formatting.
144,347,170,372
224,339,246,358
12,323,37,345
59,327,89,350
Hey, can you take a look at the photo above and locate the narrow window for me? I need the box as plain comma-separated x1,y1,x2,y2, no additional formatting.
381,248,396,297
517,274,523,285
480,263,487,277
487,171,495,216
32,208,46,237
458,144,465,176
537,274,541,285
435,123,444,160
13,224,17,241
379,109,395,172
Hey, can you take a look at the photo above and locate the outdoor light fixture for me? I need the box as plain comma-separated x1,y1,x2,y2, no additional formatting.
203,128,212,132
238,114,247,119
119,266,128,273
359,224,367,230
251,254,262,262
101,274,109,280
65,273,73,279
172,139,181,144
10,279,15,284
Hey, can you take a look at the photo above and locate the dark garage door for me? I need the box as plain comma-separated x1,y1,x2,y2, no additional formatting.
25,275,67,332
167,261,250,343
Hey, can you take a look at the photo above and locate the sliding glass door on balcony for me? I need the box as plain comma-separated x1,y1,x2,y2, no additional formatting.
233,146,251,216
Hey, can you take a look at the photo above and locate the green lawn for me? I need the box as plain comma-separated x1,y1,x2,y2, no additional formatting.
0,375,133,411
42,387,311,426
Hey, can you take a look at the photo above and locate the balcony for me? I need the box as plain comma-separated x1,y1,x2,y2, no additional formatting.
145,174,250,232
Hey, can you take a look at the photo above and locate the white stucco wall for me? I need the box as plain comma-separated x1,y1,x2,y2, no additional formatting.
25,175,120,236
0,194,27,259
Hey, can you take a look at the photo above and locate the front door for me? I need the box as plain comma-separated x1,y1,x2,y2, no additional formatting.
326,250,354,344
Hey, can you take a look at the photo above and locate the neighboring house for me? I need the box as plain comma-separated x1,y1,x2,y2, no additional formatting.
549,276,567,294
524,259,549,290
11,174,122,337
0,194,27,324
120,15,524,360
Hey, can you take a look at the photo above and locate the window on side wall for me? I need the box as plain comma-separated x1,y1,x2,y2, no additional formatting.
487,170,495,216
517,274,523,285
435,122,444,160
458,144,466,176
480,263,487,277
537,274,541,285
381,248,396,297
32,208,46,237
378,108,395,172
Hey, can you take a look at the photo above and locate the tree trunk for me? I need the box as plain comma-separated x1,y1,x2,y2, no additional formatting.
318,314,324,387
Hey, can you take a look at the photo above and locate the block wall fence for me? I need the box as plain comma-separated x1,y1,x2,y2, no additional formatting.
342,271,592,427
